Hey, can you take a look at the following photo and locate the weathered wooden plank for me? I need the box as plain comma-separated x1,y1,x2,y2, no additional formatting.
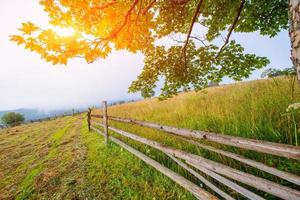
87,108,92,131
91,114,102,118
91,125,217,200
90,122,300,200
166,154,235,200
92,115,300,185
105,116,300,160
91,125,263,200
91,126,105,137
102,101,108,144
109,136,217,200
184,138,300,185
186,161,265,200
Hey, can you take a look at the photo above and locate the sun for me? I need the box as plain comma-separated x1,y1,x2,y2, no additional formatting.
53,27,75,37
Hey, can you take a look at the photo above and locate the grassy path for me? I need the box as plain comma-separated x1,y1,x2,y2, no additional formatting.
78,120,194,200
0,117,72,199
15,119,74,199
0,116,195,200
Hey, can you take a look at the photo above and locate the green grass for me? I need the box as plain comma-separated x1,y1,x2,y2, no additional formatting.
91,76,300,199
104,77,300,145
15,120,73,200
0,117,71,198
1,76,299,199
16,165,44,200
80,120,194,200
0,115,195,199
51,122,72,147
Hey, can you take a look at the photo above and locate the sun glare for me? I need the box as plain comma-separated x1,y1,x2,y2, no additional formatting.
53,27,75,37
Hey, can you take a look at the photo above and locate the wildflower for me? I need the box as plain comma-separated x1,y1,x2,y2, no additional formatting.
286,103,300,112
285,103,299,146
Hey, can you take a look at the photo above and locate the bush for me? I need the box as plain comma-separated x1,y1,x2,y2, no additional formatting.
261,67,296,78
1,112,25,127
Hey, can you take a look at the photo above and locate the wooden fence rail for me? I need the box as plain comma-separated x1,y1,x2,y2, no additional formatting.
87,101,300,200
90,126,216,200
90,114,300,160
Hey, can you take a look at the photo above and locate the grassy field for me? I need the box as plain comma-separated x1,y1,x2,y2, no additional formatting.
91,76,300,199
0,116,194,199
1,76,299,199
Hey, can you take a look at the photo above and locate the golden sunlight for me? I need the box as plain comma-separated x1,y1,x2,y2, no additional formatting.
53,27,75,37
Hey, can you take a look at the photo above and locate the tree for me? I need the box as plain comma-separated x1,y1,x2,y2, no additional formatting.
289,0,300,83
261,67,296,78
11,0,293,99
1,112,25,127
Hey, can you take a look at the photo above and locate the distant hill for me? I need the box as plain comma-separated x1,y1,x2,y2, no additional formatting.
0,108,84,122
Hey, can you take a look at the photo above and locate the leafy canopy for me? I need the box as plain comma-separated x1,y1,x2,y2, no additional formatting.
261,68,297,78
1,112,25,127
11,0,287,98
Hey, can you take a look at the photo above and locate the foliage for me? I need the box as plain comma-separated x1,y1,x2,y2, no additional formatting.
261,67,296,78
11,0,289,98
129,41,268,99
1,112,25,126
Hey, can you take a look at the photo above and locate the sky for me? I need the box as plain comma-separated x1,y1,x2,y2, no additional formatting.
0,0,291,110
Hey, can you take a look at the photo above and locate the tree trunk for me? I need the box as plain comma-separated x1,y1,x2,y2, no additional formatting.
289,0,300,83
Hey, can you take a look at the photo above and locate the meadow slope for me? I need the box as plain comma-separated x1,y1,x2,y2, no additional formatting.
91,77,300,199
0,116,194,199
1,77,299,199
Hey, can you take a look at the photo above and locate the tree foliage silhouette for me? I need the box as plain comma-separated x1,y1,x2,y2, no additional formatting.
11,0,296,99
1,112,25,127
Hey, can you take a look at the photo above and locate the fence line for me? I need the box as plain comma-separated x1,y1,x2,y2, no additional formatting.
90,114,300,160
166,153,235,200
102,101,108,144
87,101,300,200
90,126,216,200
92,115,300,185
91,121,300,200
183,138,300,185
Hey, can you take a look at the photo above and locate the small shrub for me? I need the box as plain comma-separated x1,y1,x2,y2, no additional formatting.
261,67,296,78
1,112,25,127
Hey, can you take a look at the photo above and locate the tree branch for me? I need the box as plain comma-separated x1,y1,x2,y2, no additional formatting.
93,0,139,49
170,34,207,47
215,0,245,59
105,0,139,40
190,36,207,47
142,0,156,15
182,0,204,59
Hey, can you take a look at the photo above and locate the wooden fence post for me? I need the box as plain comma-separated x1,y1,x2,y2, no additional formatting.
87,107,91,131
103,101,108,144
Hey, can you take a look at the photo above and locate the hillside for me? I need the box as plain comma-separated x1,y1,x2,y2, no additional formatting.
0,77,299,199
91,77,300,198
0,115,193,199
105,77,300,145
0,108,81,122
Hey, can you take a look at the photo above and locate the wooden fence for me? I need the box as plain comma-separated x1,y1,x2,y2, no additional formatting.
87,101,300,200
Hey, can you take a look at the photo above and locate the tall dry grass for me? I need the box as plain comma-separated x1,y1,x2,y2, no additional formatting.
92,76,300,198
107,76,300,145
